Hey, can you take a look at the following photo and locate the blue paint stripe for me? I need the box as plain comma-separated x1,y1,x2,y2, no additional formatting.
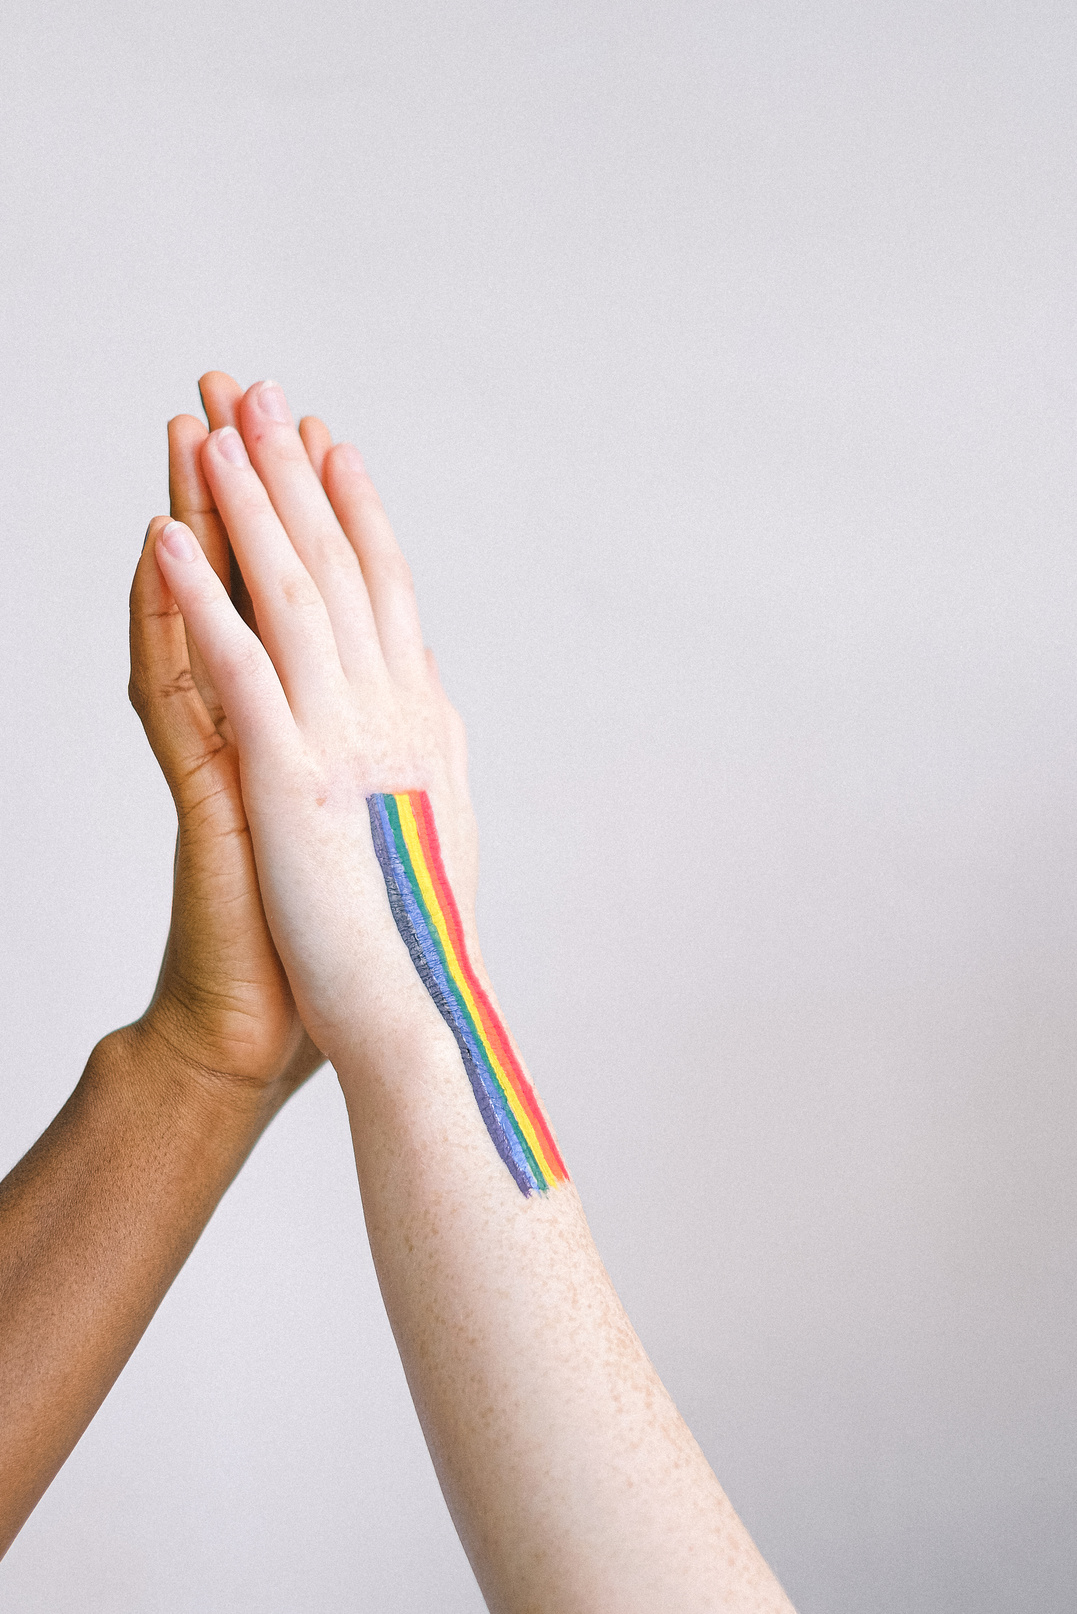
368,796,536,1193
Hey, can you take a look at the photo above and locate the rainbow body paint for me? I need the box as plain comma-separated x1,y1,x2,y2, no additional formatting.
367,790,568,1196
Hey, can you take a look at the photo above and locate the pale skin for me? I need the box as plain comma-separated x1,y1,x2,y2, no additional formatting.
150,376,795,1613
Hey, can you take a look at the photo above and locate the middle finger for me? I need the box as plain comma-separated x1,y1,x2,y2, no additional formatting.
200,426,348,727
238,381,385,685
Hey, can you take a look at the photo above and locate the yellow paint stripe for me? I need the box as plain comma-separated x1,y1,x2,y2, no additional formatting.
395,794,557,1180
394,794,555,1178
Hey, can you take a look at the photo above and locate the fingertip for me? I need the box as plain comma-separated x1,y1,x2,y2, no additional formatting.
144,513,172,544
156,519,198,563
168,415,211,488
169,414,216,520
198,369,240,394
238,379,294,441
299,415,334,479
168,413,209,443
132,517,173,608
324,441,370,502
238,379,265,414
332,440,366,476
198,370,243,430
203,424,250,468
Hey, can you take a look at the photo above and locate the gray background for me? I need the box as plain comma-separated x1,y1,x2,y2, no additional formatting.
1,2,1074,1609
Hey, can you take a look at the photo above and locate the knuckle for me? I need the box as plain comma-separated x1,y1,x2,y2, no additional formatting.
128,664,198,715
279,569,321,611
161,668,198,700
217,637,262,683
186,573,222,609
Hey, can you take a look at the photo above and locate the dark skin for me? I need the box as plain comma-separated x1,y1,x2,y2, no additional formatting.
0,375,331,1556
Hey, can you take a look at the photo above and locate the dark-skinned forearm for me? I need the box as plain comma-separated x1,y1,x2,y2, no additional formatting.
0,1026,284,1556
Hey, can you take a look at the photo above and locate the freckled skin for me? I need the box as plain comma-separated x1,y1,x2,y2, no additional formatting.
154,377,796,1613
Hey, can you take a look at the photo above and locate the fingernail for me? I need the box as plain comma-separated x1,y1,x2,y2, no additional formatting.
257,380,291,423
337,441,366,475
160,521,196,560
215,425,249,466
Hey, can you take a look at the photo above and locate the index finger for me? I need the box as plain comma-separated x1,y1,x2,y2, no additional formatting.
168,413,232,723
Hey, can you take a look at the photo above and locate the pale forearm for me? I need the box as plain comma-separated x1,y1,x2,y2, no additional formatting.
337,1009,792,1614
0,1026,280,1555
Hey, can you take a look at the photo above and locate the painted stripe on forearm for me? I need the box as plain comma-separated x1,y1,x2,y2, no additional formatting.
367,790,568,1196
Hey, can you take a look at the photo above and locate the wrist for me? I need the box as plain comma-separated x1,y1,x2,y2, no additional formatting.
327,998,450,1100
91,1020,287,1145
137,976,310,1099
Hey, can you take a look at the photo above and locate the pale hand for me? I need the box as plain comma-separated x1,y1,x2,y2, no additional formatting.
150,379,477,1067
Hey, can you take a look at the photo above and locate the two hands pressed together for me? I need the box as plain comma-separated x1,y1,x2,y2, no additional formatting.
0,375,794,1613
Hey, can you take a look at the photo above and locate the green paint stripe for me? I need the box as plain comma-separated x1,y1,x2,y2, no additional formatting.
384,794,547,1186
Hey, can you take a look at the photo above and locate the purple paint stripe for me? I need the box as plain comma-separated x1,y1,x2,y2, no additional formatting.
367,796,535,1194
370,796,528,1172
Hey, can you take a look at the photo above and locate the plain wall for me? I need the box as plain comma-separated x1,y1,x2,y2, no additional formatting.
2,3,1075,1609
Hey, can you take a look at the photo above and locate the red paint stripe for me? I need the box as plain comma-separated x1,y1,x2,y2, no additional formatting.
411,793,568,1181
409,793,536,1115
410,791,470,963
409,792,558,1163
